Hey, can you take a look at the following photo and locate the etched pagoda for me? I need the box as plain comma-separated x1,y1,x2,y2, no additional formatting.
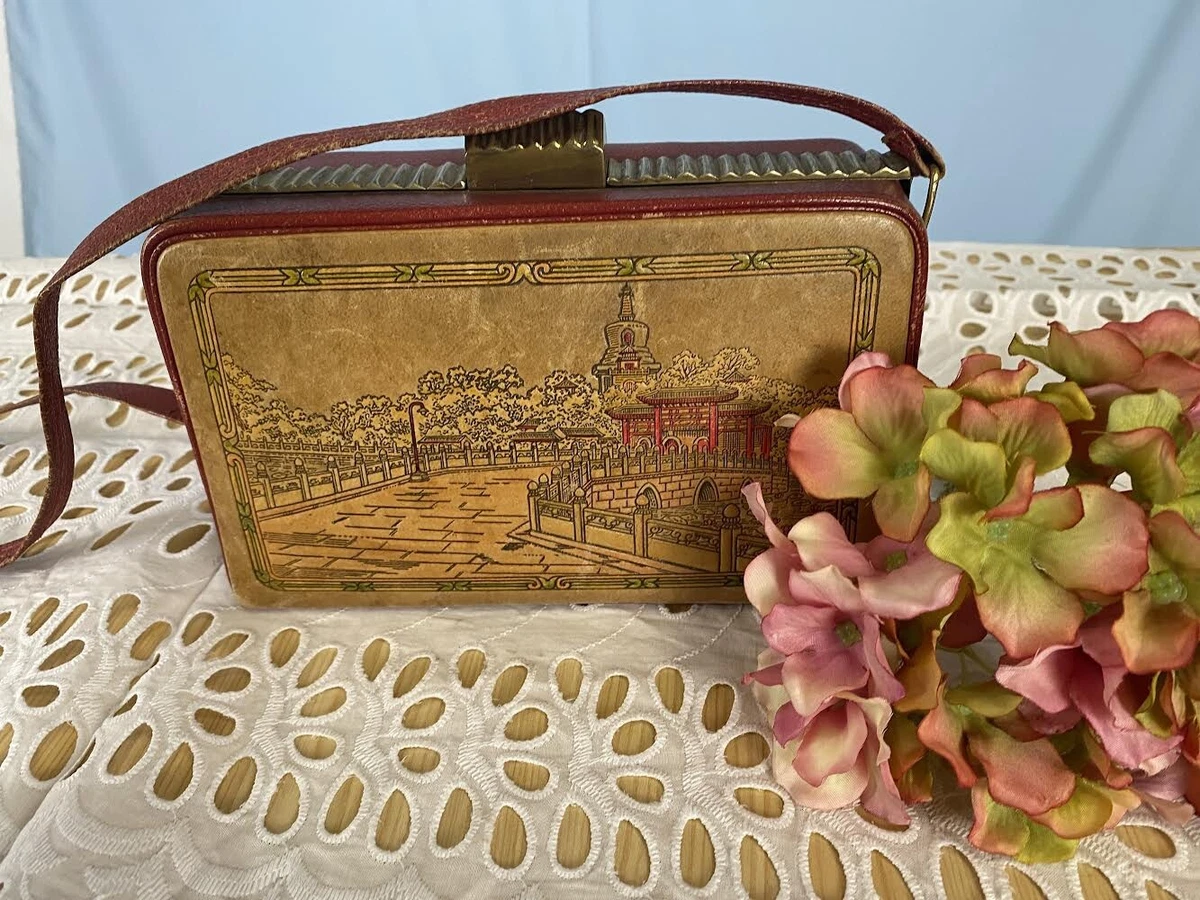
591,282,662,393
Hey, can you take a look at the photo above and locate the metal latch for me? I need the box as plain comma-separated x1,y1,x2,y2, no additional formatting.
465,109,607,191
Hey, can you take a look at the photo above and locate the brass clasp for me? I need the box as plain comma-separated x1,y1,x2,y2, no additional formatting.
465,109,606,190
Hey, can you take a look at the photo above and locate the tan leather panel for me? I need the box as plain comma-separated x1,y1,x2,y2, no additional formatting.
155,208,918,606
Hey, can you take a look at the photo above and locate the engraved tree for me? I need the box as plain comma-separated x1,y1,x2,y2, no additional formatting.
705,347,759,383
223,357,634,451
414,364,528,446
665,350,705,382
658,347,758,387
287,407,334,441
525,370,619,438
221,354,294,441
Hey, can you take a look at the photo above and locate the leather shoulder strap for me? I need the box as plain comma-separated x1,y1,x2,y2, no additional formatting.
0,382,181,421
0,79,941,566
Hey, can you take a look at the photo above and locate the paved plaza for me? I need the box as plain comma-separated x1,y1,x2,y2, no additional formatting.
261,464,675,581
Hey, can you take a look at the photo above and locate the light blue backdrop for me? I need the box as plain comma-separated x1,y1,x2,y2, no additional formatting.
6,0,1200,256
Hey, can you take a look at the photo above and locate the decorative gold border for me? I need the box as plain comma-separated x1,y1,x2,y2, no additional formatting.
187,247,880,593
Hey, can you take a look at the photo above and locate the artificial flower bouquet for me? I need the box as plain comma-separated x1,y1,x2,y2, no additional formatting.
743,309,1200,862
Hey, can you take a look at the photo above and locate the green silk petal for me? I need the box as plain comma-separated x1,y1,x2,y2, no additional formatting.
1021,487,1085,531
960,397,1072,475
920,430,1008,508
1107,389,1184,436
1154,492,1200,529
1031,780,1115,840
1134,673,1178,738
1009,323,1143,387
922,387,963,434
928,492,1085,657
977,532,1086,658
1113,588,1199,675
955,360,1039,403
1028,382,1095,424
1148,512,1200,614
1033,485,1149,594
1090,428,1188,505
927,492,989,584
1016,821,1080,864
944,682,1024,718
871,466,931,542
1176,436,1200,492
969,783,1030,858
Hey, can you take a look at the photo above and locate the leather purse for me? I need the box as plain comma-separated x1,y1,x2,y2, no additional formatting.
1,80,943,607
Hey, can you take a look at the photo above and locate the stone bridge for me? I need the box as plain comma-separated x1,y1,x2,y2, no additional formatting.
534,445,792,513
587,466,782,512
525,447,818,574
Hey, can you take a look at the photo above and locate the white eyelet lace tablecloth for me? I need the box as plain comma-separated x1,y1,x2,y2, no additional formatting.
1,243,1199,900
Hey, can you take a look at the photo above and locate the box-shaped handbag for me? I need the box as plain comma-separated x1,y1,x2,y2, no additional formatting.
6,81,942,607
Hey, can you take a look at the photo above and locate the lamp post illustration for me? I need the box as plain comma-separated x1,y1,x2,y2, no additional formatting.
407,400,429,481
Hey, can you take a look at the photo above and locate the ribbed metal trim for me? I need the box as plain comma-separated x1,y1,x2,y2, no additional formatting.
229,161,467,193
607,149,911,185
228,148,911,194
